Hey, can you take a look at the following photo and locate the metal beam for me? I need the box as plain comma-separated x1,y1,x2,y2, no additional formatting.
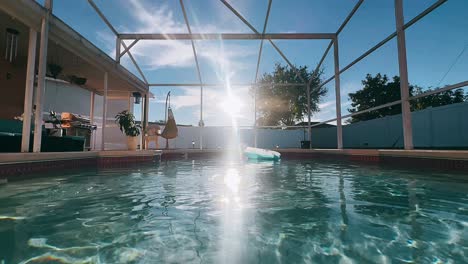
334,37,343,149
148,83,307,87
254,0,272,148
180,0,205,150
121,41,148,84
120,39,139,58
395,0,413,150
149,80,467,131
217,0,307,83
89,91,95,150
306,80,468,129
254,86,258,148
307,84,312,149
318,31,397,89
269,40,307,83
118,33,336,40
101,72,108,151
410,81,468,100
336,0,364,35
87,0,148,84
179,0,204,91
87,0,118,35
140,93,147,150
404,0,447,30
317,0,447,90
115,37,121,63
220,0,258,33
308,99,403,129
254,0,272,83
311,40,333,85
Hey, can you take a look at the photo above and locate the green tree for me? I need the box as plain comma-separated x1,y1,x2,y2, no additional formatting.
348,73,466,123
255,63,327,126
348,74,407,123
412,86,465,110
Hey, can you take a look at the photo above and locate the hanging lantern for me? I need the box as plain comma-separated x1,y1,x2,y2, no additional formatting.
132,92,142,104
5,28,19,63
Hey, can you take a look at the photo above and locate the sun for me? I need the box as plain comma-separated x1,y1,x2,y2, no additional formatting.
219,93,243,117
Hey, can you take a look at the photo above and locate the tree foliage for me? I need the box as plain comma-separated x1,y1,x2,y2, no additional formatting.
348,73,466,123
255,63,327,126
412,86,465,110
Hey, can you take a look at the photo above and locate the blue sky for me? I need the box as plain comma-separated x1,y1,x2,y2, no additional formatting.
40,0,467,126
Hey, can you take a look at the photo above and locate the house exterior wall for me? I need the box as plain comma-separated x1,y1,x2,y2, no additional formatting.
43,79,91,115
0,59,27,119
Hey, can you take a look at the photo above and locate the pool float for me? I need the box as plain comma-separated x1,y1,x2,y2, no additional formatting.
244,147,281,161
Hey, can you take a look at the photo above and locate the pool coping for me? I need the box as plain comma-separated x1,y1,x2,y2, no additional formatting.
1,148,467,181
0,150,162,164
0,150,162,180
161,148,468,171
278,149,468,159
161,148,468,159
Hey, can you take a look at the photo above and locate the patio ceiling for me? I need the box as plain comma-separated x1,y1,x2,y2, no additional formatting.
0,0,148,97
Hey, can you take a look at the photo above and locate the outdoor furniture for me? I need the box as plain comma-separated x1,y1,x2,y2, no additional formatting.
145,124,160,149
0,119,85,152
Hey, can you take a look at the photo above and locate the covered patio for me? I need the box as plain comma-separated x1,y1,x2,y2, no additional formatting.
0,0,150,153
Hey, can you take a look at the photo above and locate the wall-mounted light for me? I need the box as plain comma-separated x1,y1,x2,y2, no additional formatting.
5,28,19,63
132,92,142,104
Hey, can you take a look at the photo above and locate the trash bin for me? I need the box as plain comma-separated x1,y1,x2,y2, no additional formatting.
301,140,310,149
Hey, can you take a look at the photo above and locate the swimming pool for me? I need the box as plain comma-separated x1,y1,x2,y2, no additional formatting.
0,159,467,263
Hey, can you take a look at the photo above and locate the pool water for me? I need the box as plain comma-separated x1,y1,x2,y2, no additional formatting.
0,159,467,263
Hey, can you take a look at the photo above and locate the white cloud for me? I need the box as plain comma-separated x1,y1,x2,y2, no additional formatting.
318,100,335,109
98,0,256,70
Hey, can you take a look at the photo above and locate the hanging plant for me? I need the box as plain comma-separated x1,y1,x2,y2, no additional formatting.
47,63,62,79
69,75,87,85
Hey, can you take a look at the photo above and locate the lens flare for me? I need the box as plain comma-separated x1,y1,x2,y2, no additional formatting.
219,93,243,117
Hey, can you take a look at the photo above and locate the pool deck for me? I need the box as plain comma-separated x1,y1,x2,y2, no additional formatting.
0,150,161,180
1,148,467,181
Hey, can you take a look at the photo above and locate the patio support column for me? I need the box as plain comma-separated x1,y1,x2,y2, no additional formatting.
89,91,95,150
116,37,121,63
21,29,37,152
128,93,131,112
199,90,203,150
142,93,149,150
140,94,144,150
395,0,414,150
33,0,52,152
334,36,343,149
253,85,257,148
101,72,108,151
307,84,312,149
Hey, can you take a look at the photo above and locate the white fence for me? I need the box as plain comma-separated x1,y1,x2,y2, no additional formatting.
144,126,306,150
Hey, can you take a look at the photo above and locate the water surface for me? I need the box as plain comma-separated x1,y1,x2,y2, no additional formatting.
0,159,467,263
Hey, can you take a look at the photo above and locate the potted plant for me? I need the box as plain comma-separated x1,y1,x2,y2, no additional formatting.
69,75,87,85
47,63,63,79
115,110,140,150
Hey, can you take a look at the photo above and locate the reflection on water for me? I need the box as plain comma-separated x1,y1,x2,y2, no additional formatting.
0,160,467,263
